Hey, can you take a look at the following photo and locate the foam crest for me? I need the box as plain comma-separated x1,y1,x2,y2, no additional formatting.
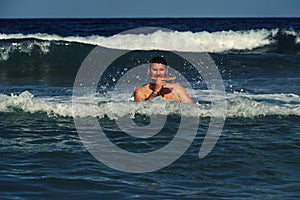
191,29,278,52
226,94,300,118
0,91,299,119
0,39,51,61
0,91,73,117
0,29,281,53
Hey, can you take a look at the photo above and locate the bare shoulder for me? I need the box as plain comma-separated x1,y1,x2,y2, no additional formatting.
170,82,195,104
170,83,185,90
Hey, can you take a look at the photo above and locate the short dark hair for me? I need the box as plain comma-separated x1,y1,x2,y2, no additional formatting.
150,56,167,65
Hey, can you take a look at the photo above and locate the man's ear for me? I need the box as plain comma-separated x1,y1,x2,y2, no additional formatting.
147,65,151,74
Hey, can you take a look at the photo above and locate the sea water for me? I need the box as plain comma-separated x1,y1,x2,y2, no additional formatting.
0,18,300,199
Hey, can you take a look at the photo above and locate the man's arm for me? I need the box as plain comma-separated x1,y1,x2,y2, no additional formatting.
134,82,194,104
134,86,146,102
134,83,163,102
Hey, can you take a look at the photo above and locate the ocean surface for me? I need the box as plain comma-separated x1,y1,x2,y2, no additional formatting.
0,18,300,199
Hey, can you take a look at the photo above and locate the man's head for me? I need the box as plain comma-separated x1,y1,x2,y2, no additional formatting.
148,56,168,78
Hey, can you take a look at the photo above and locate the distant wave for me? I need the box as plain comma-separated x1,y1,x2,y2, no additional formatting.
0,91,299,119
1,28,300,61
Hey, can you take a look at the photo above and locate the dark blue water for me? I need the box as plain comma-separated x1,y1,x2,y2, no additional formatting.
0,18,300,199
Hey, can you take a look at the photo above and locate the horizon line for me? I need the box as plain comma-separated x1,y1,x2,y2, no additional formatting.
1,16,300,19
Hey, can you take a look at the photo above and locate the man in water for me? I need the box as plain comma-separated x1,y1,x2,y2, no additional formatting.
134,56,195,103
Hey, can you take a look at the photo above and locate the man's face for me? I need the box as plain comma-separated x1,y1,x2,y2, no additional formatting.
148,63,168,78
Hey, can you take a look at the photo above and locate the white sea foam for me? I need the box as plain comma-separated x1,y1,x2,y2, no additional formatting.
0,28,291,53
0,39,51,61
0,91,299,119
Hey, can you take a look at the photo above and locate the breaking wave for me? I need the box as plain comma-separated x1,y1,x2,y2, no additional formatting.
0,91,299,119
1,28,299,61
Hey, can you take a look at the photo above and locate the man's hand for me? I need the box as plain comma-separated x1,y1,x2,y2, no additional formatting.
153,78,165,94
155,78,175,90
